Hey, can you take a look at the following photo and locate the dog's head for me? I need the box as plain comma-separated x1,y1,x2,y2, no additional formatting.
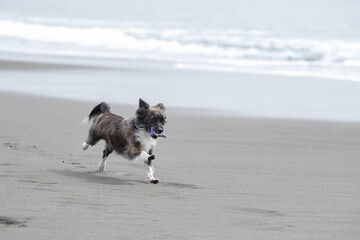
136,98,167,134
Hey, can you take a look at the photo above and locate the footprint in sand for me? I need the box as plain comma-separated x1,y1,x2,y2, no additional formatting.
0,216,27,227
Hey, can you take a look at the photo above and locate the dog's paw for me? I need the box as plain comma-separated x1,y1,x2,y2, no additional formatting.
82,142,89,151
150,178,159,184
148,155,155,161
99,162,106,172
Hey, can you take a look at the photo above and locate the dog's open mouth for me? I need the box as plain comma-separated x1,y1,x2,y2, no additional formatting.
150,127,166,138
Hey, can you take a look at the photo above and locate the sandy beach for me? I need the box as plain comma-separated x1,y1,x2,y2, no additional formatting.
1,86,359,239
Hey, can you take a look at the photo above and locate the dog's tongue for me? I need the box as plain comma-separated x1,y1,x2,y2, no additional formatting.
151,127,166,138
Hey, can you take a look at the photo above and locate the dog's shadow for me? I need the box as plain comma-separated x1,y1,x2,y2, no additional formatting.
161,182,198,189
49,169,147,186
49,169,199,189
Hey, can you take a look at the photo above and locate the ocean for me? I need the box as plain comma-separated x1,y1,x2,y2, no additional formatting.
1,0,360,121
1,0,360,81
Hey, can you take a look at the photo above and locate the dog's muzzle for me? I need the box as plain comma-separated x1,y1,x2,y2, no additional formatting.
150,127,166,138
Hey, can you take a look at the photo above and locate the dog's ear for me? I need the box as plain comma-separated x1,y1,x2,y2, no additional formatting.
136,108,148,118
137,98,150,118
139,98,150,110
155,103,165,111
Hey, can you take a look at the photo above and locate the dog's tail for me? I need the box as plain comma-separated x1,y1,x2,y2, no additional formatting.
80,102,111,124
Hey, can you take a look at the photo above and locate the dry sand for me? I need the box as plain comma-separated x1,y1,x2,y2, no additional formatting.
0,91,359,239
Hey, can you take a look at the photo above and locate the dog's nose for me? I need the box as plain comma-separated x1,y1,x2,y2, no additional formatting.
157,128,163,134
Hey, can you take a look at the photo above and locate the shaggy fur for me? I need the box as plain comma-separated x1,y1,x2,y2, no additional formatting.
82,99,167,184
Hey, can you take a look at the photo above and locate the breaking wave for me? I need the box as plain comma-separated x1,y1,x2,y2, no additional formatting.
1,18,360,81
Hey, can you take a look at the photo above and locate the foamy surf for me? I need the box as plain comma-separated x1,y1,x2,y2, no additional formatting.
1,17,360,82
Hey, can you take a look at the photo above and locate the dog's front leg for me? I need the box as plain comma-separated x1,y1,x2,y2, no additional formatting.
136,151,159,184
144,158,159,184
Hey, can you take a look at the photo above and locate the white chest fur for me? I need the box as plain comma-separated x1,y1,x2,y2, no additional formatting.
135,129,157,153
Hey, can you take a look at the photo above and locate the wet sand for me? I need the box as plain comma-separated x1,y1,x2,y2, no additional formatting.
0,91,359,239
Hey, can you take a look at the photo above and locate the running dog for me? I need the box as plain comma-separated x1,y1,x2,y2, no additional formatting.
82,99,167,184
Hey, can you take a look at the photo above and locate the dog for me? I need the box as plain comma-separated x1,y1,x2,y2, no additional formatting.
82,98,167,184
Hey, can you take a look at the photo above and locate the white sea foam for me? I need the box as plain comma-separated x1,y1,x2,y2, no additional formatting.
1,18,360,81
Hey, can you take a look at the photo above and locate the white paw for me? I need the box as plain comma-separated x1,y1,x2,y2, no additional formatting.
144,160,159,184
99,161,106,172
146,166,159,183
145,166,154,178
82,142,89,151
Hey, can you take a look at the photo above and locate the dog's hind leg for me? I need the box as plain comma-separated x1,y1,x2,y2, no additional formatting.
82,142,90,151
99,145,113,172
82,134,100,151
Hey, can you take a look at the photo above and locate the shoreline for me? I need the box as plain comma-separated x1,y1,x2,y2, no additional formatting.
1,57,360,122
0,59,104,70
2,89,360,125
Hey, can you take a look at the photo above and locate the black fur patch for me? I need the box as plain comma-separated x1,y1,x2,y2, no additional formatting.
88,102,111,121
